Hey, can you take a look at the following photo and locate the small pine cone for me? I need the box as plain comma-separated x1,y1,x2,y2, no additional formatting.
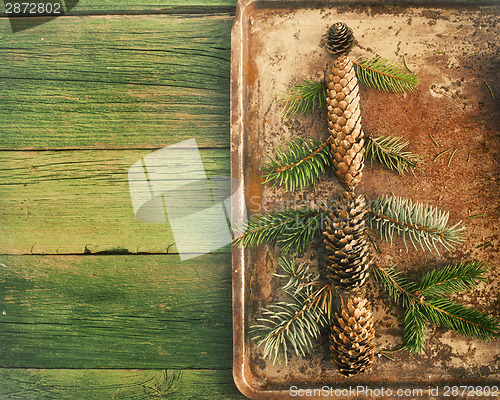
324,22,355,56
329,296,375,376
326,55,365,190
323,192,370,290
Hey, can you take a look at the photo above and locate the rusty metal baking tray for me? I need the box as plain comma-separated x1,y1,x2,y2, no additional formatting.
231,1,499,398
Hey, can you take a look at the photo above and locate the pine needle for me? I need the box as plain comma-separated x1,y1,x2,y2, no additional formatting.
352,55,418,92
368,194,465,254
485,81,494,99
233,207,330,256
251,287,327,365
279,80,327,117
447,148,458,167
365,135,424,175
429,133,440,147
261,137,333,191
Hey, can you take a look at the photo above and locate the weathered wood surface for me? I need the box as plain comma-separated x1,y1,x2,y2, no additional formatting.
0,369,246,399
0,0,237,14
0,254,233,369
0,14,232,149
0,149,231,254
0,5,241,398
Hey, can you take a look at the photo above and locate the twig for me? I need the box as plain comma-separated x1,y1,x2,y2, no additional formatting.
468,214,485,219
433,148,451,162
467,152,471,163
447,148,458,167
429,133,439,147
432,51,446,55
367,234,382,254
419,42,436,47
476,241,491,249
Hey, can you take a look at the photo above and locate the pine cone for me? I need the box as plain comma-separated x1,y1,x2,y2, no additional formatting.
323,191,370,290
327,55,365,190
324,22,355,57
329,295,375,376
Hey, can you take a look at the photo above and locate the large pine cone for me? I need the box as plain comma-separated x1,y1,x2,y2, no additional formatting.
323,191,370,290
323,22,355,56
326,55,365,190
330,295,375,376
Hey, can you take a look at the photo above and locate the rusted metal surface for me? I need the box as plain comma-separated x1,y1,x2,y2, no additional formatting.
231,1,499,398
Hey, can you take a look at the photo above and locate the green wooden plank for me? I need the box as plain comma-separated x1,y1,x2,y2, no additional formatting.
0,149,231,254
0,14,232,149
0,254,234,368
0,0,237,14
0,369,246,399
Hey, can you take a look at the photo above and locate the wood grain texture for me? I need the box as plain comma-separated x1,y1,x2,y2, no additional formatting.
0,254,234,368
0,149,231,254
0,369,246,399
0,0,237,14
0,14,232,149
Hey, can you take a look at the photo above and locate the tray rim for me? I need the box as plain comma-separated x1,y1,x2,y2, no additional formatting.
230,1,500,398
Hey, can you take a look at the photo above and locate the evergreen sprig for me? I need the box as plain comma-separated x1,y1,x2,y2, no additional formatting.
352,55,419,92
251,284,327,365
373,262,499,353
252,257,337,364
275,257,319,295
233,207,330,256
371,265,417,309
279,80,327,117
368,194,465,254
261,138,332,191
418,261,487,297
275,257,337,319
365,135,425,175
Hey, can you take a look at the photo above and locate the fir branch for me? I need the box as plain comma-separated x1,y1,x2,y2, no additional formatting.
373,263,500,354
368,194,465,254
371,263,418,309
251,289,327,365
279,80,327,117
418,261,487,298
353,55,419,92
365,135,424,175
233,208,330,256
261,138,332,191
277,207,329,255
275,257,337,318
275,257,319,295
420,297,499,341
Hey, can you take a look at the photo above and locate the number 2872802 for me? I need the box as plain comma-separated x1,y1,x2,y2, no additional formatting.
5,2,62,14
